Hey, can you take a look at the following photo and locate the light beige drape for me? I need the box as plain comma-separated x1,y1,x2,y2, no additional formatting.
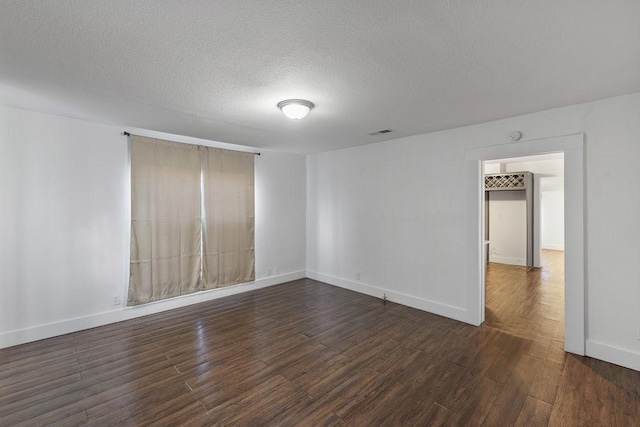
129,136,202,305
129,136,255,306
201,147,255,288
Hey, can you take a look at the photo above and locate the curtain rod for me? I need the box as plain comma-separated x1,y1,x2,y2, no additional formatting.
123,131,261,155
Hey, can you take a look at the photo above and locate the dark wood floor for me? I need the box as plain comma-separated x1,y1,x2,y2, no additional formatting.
486,250,565,345
2,253,640,426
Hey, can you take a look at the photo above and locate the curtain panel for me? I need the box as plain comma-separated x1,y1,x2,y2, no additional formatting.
128,136,254,306
201,147,255,288
129,136,202,305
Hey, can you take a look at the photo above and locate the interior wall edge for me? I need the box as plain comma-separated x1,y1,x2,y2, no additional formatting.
586,339,640,372
488,255,527,266
541,244,565,251
0,270,306,350
306,270,468,323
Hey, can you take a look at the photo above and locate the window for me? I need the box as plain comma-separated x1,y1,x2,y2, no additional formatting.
128,135,254,305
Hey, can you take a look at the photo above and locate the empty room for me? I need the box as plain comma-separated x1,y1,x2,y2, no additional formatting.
1,1,639,425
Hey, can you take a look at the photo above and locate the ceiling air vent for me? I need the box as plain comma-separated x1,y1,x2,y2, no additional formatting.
368,129,392,136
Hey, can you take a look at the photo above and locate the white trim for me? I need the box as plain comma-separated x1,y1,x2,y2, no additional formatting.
586,340,640,372
307,270,467,323
533,174,542,268
488,255,526,266
542,244,565,251
465,133,585,355
0,271,306,349
465,133,583,161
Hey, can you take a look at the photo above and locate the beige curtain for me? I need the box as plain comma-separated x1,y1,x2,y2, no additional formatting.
129,136,202,305
201,147,255,288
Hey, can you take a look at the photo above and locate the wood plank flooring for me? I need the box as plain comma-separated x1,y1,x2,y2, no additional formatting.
1,250,639,425
485,250,565,345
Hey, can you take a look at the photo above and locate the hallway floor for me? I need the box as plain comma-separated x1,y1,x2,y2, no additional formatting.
486,249,565,344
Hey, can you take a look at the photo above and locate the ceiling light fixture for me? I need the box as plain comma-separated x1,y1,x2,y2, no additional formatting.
277,99,314,120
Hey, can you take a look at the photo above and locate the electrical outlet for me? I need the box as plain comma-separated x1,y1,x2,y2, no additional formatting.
356,272,360,280
112,295,121,306
637,325,640,340
267,267,272,276
273,266,279,275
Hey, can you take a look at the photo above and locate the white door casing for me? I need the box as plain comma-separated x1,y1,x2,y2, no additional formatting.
465,133,585,355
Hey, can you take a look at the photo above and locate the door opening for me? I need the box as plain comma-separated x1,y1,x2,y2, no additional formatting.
464,133,584,355
483,154,565,343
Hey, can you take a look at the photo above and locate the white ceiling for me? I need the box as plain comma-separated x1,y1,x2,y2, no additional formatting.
1,1,639,154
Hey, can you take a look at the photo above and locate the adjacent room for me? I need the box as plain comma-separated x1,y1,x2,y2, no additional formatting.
483,154,566,345
1,1,639,425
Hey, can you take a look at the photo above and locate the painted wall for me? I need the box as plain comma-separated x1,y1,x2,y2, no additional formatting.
541,191,565,250
307,92,640,369
484,158,565,262
488,191,527,265
0,105,306,347
307,129,470,321
483,163,501,174
255,151,307,277
506,160,565,251
506,158,564,179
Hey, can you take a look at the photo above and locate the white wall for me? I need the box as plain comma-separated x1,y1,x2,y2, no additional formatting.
0,105,306,348
307,92,640,370
488,191,527,265
255,151,306,277
0,107,128,336
484,163,501,174
506,160,565,252
541,191,565,250
483,158,565,262
505,158,564,178
307,130,469,321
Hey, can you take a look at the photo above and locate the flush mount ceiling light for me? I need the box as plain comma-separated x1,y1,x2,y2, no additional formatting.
277,99,314,120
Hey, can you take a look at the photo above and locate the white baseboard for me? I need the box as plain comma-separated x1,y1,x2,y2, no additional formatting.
0,270,306,350
7,271,637,373
489,255,526,266
542,243,565,251
306,270,467,323
586,339,640,372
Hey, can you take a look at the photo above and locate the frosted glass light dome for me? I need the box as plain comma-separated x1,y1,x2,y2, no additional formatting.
277,99,314,120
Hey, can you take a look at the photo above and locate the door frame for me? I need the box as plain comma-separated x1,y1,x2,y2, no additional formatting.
464,133,585,355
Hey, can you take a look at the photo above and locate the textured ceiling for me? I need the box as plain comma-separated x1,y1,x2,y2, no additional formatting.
1,1,639,153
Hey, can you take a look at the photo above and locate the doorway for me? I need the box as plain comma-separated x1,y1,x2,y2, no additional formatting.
464,134,584,355
483,153,565,343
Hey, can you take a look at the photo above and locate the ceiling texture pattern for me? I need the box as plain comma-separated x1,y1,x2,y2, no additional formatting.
1,0,639,153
